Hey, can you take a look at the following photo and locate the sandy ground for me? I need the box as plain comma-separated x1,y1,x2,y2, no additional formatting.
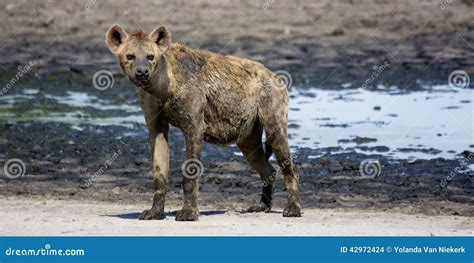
1,197,472,236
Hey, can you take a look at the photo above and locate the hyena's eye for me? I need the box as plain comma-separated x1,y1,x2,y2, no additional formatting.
126,54,135,60
147,55,155,61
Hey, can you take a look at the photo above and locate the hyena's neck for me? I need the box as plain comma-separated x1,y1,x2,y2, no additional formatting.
143,43,207,103
143,55,172,105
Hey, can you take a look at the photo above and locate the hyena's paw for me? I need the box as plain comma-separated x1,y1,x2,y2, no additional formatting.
247,202,271,213
283,203,302,217
138,209,166,220
175,209,199,221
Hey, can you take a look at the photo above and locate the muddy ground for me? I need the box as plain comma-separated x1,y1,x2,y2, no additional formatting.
0,0,473,235
1,120,473,217
0,0,473,88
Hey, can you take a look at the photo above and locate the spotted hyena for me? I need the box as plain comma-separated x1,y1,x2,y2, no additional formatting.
105,24,301,221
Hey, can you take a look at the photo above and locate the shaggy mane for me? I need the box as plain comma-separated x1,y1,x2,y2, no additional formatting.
129,30,148,39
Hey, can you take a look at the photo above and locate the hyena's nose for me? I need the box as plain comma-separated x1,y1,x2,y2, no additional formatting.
135,66,150,78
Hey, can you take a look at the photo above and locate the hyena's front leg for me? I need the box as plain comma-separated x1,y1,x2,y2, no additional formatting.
139,119,169,220
176,129,203,221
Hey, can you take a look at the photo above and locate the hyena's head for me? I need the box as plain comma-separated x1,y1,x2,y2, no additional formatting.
105,24,171,87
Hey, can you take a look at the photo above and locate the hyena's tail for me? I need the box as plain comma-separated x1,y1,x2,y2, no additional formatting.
264,140,273,161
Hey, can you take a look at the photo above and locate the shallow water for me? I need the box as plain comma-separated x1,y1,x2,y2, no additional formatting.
289,86,473,160
1,85,472,160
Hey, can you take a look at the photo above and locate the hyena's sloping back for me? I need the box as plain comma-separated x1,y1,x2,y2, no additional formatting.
165,44,279,144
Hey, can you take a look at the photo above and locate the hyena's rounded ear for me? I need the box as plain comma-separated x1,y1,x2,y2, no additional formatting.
149,26,171,53
106,24,128,54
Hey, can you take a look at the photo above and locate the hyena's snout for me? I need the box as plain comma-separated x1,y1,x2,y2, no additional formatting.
135,66,150,80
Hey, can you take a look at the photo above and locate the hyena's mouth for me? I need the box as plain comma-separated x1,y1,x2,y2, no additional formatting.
131,77,149,87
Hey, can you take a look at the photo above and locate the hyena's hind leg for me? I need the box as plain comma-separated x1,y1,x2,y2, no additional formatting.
237,121,276,212
259,88,302,217
265,127,301,217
